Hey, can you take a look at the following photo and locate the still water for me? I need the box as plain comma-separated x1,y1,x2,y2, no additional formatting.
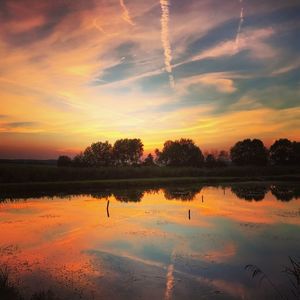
0,183,300,299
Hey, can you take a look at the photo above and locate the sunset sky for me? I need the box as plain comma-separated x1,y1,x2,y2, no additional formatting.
0,0,299,158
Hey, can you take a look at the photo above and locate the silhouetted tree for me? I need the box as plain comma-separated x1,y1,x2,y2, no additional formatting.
83,141,113,167
205,154,217,168
230,139,268,166
293,141,300,165
269,139,297,165
72,152,86,167
113,138,143,166
57,155,72,167
143,153,155,166
216,150,229,167
156,138,204,167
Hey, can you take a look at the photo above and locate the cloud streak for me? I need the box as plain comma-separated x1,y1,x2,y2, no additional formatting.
120,0,135,26
160,0,175,88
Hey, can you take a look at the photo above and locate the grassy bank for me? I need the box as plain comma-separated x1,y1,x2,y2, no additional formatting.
0,164,299,199
1,164,300,183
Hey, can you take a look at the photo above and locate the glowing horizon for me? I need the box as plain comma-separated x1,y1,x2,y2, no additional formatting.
0,0,299,159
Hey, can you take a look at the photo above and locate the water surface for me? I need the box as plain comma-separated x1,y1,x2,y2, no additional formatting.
0,184,300,299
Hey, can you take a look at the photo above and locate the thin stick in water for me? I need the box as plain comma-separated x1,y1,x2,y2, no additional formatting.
106,200,110,218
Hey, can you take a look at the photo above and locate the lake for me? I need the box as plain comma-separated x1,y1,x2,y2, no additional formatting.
0,183,300,299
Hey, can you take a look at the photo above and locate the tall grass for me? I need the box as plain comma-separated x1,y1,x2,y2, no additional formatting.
0,266,60,300
0,266,23,300
0,164,299,183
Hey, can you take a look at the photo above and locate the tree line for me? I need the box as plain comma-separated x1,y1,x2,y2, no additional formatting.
57,138,300,167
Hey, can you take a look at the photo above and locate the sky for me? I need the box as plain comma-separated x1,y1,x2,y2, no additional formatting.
0,0,299,159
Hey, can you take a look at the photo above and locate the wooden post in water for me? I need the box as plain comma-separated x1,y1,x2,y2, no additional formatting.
188,209,191,220
202,195,204,203
106,200,110,218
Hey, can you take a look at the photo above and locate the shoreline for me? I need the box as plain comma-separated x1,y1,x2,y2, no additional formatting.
1,175,299,196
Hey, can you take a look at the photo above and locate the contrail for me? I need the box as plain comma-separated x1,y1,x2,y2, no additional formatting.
160,0,175,88
120,0,135,25
235,0,244,49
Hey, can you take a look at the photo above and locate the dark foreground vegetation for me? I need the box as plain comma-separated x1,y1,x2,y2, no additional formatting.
0,164,299,184
245,256,300,299
0,266,59,300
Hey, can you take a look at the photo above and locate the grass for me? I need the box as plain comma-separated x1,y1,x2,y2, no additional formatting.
245,256,300,299
0,266,23,300
0,266,60,300
0,164,299,183
0,163,299,199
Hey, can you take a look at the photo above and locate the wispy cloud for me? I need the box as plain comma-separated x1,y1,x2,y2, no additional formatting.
160,0,175,88
3,122,38,128
0,0,299,157
176,73,237,94
93,18,108,35
0,121,42,133
120,0,135,26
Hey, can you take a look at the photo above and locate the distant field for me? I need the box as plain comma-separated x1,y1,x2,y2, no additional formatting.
0,163,299,184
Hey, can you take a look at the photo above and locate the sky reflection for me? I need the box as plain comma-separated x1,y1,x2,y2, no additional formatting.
0,185,299,299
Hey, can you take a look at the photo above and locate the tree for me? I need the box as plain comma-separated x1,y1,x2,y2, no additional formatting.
72,152,86,167
57,155,72,167
205,154,217,168
269,139,295,165
216,150,229,167
83,141,113,167
156,138,204,167
230,139,268,166
292,141,300,165
113,138,143,166
143,153,155,166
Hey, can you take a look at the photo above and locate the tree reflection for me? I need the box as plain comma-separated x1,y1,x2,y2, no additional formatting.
90,191,112,199
113,189,144,202
270,185,300,202
163,187,202,201
231,185,268,201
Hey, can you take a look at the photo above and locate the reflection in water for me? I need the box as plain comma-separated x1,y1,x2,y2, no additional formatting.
90,190,112,199
163,187,202,201
230,185,268,201
270,184,300,202
106,200,110,218
1,183,299,203
165,264,175,300
113,189,145,202
0,184,300,299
